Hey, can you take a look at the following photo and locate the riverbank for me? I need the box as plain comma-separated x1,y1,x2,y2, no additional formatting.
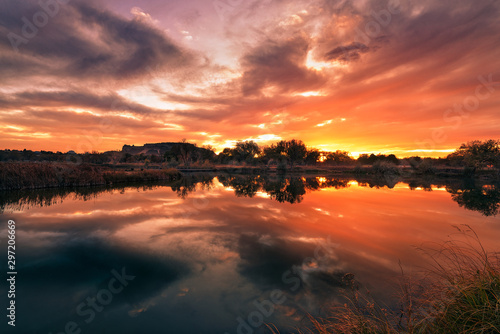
1,161,499,191
276,228,500,334
0,162,182,190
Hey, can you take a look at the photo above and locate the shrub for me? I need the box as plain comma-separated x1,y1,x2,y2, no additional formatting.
0,162,182,190
371,161,400,175
295,226,500,334
416,159,436,175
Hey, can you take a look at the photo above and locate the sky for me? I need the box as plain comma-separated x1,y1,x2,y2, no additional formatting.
0,0,499,157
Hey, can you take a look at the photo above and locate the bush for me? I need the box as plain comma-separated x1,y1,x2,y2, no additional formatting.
416,159,436,175
354,165,365,174
296,226,500,334
277,160,288,173
371,161,400,175
0,162,182,190
463,166,477,177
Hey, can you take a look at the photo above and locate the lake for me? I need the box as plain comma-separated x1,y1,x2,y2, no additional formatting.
1,174,499,334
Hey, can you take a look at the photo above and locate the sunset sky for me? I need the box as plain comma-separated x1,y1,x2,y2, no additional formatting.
0,0,499,157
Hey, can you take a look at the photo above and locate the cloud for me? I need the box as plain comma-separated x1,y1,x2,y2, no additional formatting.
324,42,369,62
1,0,500,154
240,36,327,96
0,90,164,115
0,0,195,82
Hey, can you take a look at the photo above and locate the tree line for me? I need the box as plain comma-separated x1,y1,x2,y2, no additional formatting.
1,139,499,172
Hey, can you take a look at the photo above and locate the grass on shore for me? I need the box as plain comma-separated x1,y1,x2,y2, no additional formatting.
0,162,182,190
270,226,500,334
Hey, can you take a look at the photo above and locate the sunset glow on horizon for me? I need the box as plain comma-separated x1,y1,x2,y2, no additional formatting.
1,0,499,157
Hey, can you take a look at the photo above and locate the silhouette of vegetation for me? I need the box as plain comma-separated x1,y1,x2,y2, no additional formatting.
0,182,178,213
216,140,261,165
169,174,215,199
371,161,401,176
305,148,321,165
218,175,350,204
263,139,308,168
2,139,499,195
358,153,400,165
1,172,499,215
446,181,500,217
447,139,500,174
322,150,354,165
0,162,181,190
288,227,500,334
218,175,263,198
263,177,307,204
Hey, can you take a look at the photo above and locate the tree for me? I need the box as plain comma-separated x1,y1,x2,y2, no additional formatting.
447,140,500,171
324,150,353,165
217,148,234,164
262,144,283,163
172,140,197,166
447,182,500,216
305,148,321,165
281,139,307,168
234,141,260,162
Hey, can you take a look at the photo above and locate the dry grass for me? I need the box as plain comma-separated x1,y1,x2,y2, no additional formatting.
102,168,182,184
0,162,182,190
269,226,500,334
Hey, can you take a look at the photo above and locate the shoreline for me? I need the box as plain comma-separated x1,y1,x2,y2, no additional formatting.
0,162,182,191
1,161,499,191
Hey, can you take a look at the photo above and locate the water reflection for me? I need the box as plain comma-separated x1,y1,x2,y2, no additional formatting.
170,174,215,199
219,175,350,204
0,174,499,333
1,175,500,216
447,183,500,217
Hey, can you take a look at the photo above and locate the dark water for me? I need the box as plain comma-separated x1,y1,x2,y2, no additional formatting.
0,175,499,334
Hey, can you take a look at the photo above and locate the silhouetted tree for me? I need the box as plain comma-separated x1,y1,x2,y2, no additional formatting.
172,139,197,166
234,141,260,163
262,144,284,164
447,182,500,216
447,140,500,173
264,177,306,203
305,148,321,165
357,153,399,165
268,139,308,168
323,150,353,165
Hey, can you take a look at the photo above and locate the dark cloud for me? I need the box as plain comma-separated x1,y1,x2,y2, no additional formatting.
0,0,500,153
236,234,315,289
0,0,194,82
240,36,327,96
325,42,369,62
0,90,162,115
7,236,190,333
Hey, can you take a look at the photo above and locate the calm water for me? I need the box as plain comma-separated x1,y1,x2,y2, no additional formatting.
1,175,499,334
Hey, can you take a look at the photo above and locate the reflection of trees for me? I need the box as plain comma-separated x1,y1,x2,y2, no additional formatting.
3,173,500,215
170,174,214,199
264,177,306,204
447,182,500,217
218,175,263,198
219,175,350,204
0,187,114,213
408,180,433,191
0,177,208,212
355,175,399,189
